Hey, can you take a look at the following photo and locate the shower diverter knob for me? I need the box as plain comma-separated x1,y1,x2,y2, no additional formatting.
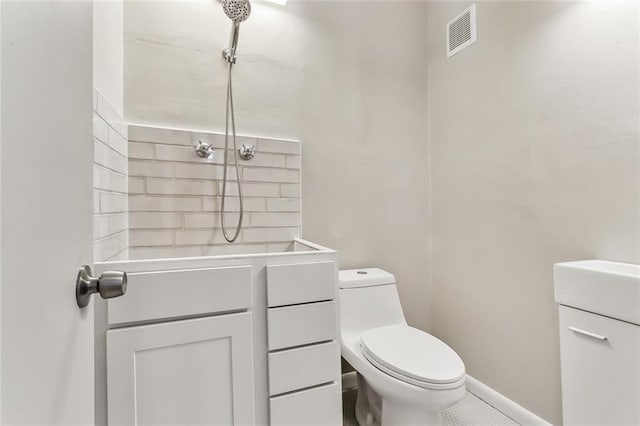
239,144,256,160
195,140,215,159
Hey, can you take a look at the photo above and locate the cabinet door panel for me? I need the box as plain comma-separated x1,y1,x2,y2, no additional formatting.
107,313,255,425
559,306,640,425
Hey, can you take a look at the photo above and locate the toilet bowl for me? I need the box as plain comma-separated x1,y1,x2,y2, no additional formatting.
339,268,465,426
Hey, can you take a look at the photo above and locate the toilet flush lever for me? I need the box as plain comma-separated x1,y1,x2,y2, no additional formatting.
75,265,127,308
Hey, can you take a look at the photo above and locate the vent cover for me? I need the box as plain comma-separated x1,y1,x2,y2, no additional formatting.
447,4,477,58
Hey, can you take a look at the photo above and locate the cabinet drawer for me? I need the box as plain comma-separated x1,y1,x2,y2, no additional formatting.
267,301,336,350
559,306,640,425
108,266,252,325
270,383,342,426
266,261,336,307
269,341,339,396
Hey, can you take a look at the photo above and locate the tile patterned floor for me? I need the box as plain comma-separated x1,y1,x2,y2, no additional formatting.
343,388,519,426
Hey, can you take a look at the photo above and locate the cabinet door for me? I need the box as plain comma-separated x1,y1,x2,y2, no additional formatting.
107,313,255,426
559,306,640,425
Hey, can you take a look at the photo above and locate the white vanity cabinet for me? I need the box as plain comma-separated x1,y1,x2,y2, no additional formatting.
96,240,342,426
554,260,640,426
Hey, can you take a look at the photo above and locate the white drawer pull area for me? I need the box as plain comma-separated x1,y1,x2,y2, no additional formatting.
267,301,336,350
108,266,252,325
568,326,608,341
270,383,342,426
266,261,336,307
269,341,339,396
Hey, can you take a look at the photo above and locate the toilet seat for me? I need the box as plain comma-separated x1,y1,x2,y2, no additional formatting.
360,325,465,390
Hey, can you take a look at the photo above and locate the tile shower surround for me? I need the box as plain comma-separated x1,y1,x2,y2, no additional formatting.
93,90,129,262
126,125,301,259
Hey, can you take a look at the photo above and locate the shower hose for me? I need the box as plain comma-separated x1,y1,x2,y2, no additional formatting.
221,61,243,242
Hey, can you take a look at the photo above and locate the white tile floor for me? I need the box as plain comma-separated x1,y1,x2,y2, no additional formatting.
343,388,519,426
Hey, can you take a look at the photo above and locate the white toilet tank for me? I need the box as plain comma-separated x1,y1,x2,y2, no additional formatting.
339,268,407,336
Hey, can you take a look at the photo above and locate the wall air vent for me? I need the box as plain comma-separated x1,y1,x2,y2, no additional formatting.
447,4,477,58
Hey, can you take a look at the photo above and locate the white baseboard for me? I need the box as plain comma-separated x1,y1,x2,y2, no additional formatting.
341,371,551,425
465,375,552,426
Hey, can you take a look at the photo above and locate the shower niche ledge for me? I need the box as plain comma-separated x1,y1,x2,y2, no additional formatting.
95,238,341,426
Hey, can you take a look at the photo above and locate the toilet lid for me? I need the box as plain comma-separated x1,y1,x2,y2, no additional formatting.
360,325,465,385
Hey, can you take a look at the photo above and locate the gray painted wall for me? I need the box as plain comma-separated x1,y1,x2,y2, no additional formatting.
426,2,639,423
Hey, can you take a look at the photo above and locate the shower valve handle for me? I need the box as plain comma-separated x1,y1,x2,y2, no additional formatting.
239,144,256,160
195,140,215,159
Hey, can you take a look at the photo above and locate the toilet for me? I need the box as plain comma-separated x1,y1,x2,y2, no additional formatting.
339,268,466,426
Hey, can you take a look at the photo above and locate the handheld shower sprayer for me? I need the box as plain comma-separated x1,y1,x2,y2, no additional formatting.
219,0,252,243
222,0,251,64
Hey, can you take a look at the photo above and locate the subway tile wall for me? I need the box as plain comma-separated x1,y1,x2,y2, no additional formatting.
127,125,301,259
93,90,129,261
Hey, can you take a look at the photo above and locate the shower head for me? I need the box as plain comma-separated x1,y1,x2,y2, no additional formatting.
222,0,251,23
221,0,251,63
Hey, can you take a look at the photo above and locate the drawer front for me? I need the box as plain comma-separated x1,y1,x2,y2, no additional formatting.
559,306,640,425
108,266,252,325
267,301,336,350
270,383,342,426
268,341,339,396
266,261,336,307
